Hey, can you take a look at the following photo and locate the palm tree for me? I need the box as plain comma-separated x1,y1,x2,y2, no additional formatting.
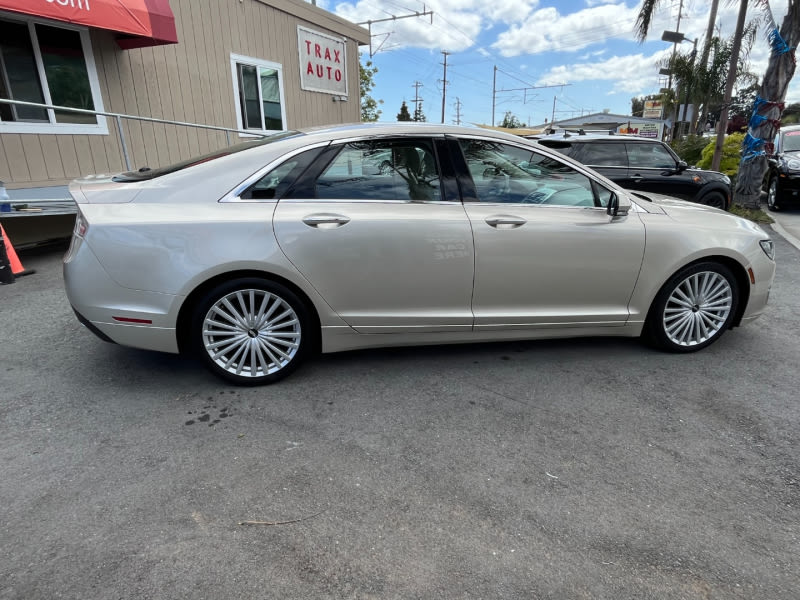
734,2,799,208
637,0,799,209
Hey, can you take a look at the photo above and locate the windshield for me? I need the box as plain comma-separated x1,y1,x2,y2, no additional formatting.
783,131,800,152
112,130,302,182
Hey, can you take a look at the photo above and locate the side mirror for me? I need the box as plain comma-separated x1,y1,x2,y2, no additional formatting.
676,160,688,172
607,193,630,218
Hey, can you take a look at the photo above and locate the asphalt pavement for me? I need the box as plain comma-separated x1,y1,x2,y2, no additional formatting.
1,222,799,600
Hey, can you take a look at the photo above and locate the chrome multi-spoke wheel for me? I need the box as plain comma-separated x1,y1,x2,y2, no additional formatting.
193,279,309,385
645,262,738,352
662,271,732,347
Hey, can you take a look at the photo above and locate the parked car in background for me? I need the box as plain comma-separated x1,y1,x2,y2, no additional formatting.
535,132,732,210
63,123,775,385
765,124,800,211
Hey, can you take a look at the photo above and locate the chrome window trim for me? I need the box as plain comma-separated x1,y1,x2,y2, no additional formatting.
277,198,464,205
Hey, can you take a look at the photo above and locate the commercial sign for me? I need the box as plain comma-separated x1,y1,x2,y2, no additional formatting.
617,122,662,139
298,26,348,96
0,0,178,48
643,100,663,119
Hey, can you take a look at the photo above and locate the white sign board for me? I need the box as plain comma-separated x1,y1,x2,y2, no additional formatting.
298,26,347,96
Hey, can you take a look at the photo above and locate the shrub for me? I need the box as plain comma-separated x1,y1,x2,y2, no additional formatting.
670,135,708,166
696,132,744,176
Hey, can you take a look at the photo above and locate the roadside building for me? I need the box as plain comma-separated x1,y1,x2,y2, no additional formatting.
0,0,369,191
534,112,668,140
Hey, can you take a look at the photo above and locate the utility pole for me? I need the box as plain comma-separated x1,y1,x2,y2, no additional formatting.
492,66,568,127
492,66,497,126
440,51,450,124
453,97,462,125
412,81,423,122
358,8,434,58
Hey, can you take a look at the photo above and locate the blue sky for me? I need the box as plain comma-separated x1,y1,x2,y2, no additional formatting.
321,0,799,127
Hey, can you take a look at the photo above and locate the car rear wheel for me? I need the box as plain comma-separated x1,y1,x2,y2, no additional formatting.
766,177,781,211
701,191,728,210
192,278,309,385
644,262,738,353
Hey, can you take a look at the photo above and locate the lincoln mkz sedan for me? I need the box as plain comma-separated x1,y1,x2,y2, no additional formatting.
63,124,776,385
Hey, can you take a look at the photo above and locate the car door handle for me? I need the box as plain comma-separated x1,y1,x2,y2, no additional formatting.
630,175,644,182
302,214,351,228
485,215,527,229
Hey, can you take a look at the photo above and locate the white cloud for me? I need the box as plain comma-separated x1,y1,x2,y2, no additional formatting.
334,0,540,52
491,3,644,57
536,49,673,95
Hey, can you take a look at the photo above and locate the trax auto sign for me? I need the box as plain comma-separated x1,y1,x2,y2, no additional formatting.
298,26,347,97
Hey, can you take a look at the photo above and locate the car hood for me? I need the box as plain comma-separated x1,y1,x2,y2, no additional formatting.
629,191,768,236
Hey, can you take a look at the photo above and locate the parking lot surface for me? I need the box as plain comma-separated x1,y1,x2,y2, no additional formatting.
1,234,799,599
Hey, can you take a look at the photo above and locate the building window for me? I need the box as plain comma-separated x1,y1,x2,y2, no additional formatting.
0,15,107,134
230,54,286,134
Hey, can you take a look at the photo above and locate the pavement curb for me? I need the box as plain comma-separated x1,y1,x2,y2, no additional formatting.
770,220,800,252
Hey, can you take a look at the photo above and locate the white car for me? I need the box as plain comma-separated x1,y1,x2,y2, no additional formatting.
63,123,776,385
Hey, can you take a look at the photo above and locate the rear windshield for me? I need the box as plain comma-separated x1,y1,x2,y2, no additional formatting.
112,130,302,182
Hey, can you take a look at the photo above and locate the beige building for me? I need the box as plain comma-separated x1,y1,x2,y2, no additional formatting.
0,0,370,190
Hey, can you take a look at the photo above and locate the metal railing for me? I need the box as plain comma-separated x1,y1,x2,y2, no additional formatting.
0,98,265,171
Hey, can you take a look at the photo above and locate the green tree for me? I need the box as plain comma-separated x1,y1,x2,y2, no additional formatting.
636,0,799,208
500,112,525,128
359,53,382,122
783,102,800,124
631,96,645,117
397,101,412,121
413,102,426,122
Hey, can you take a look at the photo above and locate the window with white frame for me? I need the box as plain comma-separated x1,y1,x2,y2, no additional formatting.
0,14,107,134
230,54,286,134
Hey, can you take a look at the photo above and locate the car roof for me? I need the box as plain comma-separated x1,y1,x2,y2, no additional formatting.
536,132,660,143
295,121,530,145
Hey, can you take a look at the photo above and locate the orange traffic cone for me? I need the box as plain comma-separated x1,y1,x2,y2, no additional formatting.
0,224,34,281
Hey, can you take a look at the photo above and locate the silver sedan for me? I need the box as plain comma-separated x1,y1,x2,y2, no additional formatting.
63,123,776,385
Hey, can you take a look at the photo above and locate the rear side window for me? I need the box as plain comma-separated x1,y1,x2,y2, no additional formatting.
626,143,676,169
537,140,576,157
578,142,628,167
240,146,325,200
314,139,441,201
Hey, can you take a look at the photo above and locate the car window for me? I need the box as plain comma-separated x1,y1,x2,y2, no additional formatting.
315,140,441,201
626,143,676,169
579,142,628,167
241,147,323,200
458,139,604,207
783,131,800,152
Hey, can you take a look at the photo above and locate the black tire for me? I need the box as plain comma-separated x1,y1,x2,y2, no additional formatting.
643,262,738,353
191,278,311,385
766,176,781,211
700,191,728,210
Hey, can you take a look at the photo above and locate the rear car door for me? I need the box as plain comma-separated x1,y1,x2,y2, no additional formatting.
272,137,475,334
573,141,631,187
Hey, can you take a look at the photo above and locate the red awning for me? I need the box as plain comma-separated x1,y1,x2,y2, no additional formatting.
0,0,178,49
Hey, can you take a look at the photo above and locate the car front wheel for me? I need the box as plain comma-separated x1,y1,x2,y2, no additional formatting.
644,262,738,352
700,190,728,210
766,176,781,211
192,278,310,385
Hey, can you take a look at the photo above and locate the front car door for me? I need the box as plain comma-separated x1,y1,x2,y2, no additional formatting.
272,136,475,334
624,141,693,200
452,136,646,329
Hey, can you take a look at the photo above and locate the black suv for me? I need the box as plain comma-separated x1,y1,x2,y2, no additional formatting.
536,133,731,210
765,124,800,211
